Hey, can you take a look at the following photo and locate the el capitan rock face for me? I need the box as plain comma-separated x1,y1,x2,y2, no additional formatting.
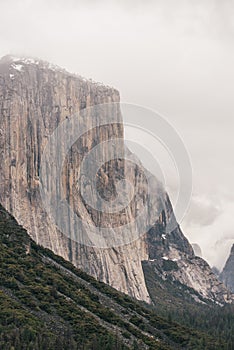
0,55,232,304
220,244,234,293
0,55,151,301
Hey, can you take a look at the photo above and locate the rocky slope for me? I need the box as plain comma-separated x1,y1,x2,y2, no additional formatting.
0,54,232,304
220,244,234,293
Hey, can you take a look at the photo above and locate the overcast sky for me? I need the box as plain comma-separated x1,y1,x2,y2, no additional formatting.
0,0,233,269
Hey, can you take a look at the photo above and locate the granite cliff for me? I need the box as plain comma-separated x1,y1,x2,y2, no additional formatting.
0,55,232,304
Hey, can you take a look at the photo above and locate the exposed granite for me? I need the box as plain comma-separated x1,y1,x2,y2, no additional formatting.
0,55,232,304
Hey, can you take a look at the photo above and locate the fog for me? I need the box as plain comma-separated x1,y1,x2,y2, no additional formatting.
0,0,233,269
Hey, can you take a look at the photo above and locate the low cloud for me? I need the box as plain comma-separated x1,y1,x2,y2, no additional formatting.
182,198,234,270
184,195,222,228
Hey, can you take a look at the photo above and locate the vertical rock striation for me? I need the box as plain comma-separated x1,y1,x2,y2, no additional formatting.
0,55,150,301
0,55,232,304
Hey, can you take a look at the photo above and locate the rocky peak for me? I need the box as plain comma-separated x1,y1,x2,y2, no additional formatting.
220,244,234,293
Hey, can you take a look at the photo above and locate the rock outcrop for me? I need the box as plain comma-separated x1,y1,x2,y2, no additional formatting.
220,244,234,293
0,55,232,304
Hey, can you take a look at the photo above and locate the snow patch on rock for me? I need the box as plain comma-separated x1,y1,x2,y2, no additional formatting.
11,63,23,72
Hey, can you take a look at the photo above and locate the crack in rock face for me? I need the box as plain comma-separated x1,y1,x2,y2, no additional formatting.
0,55,232,304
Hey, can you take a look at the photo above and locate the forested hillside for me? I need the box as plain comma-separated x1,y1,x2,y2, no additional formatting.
0,204,233,349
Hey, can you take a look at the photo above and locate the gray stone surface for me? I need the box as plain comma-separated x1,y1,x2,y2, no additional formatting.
0,55,232,304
